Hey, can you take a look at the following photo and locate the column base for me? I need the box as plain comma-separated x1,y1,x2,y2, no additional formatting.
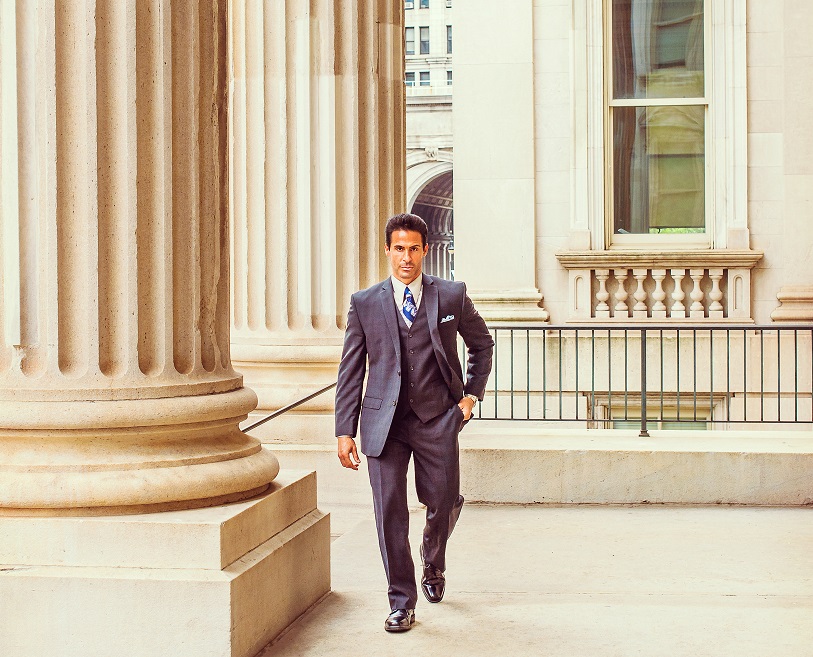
0,469,330,657
771,285,813,322
231,342,342,414
468,289,550,324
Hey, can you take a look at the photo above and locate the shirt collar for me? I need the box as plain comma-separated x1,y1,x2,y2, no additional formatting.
391,274,423,305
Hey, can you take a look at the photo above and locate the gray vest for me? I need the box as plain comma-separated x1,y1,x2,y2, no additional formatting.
394,299,454,423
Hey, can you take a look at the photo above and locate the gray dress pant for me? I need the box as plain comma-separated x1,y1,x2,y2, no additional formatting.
367,405,465,610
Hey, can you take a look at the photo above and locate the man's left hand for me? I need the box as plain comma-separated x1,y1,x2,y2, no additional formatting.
458,396,475,421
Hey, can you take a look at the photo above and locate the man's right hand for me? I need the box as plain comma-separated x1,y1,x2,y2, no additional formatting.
337,436,361,470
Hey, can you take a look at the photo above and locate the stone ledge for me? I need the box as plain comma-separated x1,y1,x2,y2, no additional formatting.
272,426,813,507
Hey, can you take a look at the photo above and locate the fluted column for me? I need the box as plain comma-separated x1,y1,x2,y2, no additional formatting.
229,0,405,435
0,0,279,514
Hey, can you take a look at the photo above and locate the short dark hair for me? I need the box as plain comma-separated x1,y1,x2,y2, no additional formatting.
385,213,428,247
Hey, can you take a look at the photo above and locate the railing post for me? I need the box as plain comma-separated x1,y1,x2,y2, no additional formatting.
640,328,650,437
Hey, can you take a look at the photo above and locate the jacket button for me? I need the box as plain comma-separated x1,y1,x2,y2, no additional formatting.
397,370,401,376
392,401,397,406
410,382,415,387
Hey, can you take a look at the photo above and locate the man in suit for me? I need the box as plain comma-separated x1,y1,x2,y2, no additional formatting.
335,213,494,633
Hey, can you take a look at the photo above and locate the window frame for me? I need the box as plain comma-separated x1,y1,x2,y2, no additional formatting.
405,26,415,56
419,26,430,54
405,72,415,87
419,71,430,86
604,0,713,250
447,25,452,54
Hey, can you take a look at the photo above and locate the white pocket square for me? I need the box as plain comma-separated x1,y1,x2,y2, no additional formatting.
440,314,455,323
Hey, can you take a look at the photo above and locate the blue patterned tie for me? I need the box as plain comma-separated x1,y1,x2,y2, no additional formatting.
402,286,417,327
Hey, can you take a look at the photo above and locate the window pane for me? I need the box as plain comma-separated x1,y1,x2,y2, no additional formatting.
405,72,415,87
405,27,415,55
613,105,705,234
447,25,452,53
420,27,430,54
420,0,429,7
447,70,453,85
612,0,704,99
419,71,430,86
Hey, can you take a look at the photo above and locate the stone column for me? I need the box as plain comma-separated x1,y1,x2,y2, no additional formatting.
0,0,279,512
0,4,329,655
452,0,548,323
229,0,405,440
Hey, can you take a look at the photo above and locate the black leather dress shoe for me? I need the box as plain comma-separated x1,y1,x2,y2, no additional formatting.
421,563,445,603
420,545,445,603
384,608,415,632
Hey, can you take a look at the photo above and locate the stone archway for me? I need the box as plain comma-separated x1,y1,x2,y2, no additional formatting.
410,169,454,280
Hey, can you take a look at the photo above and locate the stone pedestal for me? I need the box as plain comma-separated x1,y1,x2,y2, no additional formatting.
229,0,405,432
0,470,330,657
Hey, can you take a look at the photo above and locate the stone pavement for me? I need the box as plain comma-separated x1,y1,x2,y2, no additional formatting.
259,504,813,657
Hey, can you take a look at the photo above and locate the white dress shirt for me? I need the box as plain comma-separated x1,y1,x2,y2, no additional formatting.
391,275,423,326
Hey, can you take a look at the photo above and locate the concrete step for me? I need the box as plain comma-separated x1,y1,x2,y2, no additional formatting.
261,423,813,506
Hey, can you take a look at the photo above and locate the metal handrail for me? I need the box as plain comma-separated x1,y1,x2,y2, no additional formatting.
243,382,337,433
473,323,813,436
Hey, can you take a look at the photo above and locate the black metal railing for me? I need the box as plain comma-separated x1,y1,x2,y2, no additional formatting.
472,325,813,436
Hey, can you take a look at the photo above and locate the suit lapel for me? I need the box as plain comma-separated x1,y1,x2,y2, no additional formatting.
380,279,401,361
423,275,453,388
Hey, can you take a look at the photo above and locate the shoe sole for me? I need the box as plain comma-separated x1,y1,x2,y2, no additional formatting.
384,623,414,633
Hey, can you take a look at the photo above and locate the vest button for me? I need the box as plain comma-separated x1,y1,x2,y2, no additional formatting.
408,334,412,338
409,399,414,403
410,383,415,387
392,401,396,406
409,349,414,354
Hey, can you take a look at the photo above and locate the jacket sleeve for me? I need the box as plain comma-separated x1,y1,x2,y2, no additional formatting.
334,294,368,437
457,284,494,400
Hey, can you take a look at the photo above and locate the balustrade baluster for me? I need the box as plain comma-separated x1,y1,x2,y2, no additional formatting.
670,268,687,318
690,269,706,318
614,268,629,318
652,269,667,318
632,269,649,318
595,269,611,318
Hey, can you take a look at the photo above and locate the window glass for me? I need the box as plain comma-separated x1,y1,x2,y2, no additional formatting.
420,27,430,54
612,0,704,100
420,0,429,7
613,105,705,234
405,27,415,55
419,71,430,86
447,25,452,54
447,70,453,85
406,72,415,87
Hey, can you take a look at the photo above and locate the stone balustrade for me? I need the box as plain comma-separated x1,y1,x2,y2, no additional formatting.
556,250,763,322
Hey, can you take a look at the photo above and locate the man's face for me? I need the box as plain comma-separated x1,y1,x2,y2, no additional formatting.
385,229,428,285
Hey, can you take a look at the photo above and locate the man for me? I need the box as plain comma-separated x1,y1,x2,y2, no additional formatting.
335,213,494,633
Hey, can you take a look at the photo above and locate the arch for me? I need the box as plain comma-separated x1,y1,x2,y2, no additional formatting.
406,155,453,210
409,169,454,280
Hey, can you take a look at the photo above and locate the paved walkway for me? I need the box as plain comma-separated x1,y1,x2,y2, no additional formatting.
260,504,813,657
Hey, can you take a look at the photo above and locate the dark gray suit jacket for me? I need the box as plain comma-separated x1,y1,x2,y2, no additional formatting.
335,274,494,457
